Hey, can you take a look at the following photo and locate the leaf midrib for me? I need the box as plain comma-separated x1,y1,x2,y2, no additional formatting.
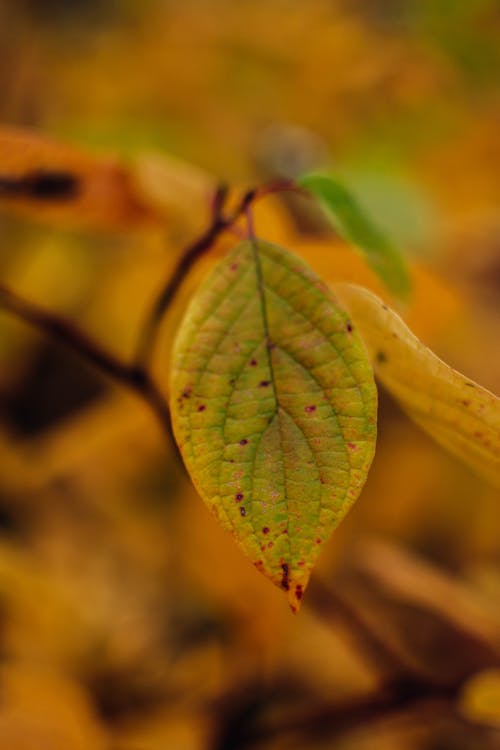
249,236,291,557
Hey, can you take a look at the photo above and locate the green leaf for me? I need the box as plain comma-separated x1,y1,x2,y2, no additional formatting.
299,173,412,301
334,283,500,489
170,240,377,611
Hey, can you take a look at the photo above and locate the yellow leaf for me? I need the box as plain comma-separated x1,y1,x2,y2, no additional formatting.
334,283,500,488
170,240,377,611
460,669,500,728
0,125,157,231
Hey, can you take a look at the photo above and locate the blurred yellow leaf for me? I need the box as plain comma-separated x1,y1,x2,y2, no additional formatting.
130,151,215,233
0,665,107,750
460,669,500,728
0,125,157,231
335,283,500,488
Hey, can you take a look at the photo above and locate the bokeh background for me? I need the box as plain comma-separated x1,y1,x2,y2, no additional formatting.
0,1,499,748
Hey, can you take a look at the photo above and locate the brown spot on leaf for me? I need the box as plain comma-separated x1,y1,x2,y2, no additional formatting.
295,584,303,601
346,322,353,332
239,438,248,446
376,350,387,364
239,507,246,517
197,405,206,412
281,563,290,591
262,526,270,534
249,358,258,366
235,493,244,502
259,380,270,387
305,405,316,413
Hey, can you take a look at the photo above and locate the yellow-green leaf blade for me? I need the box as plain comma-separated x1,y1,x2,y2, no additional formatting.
334,283,500,488
300,173,411,302
170,240,377,611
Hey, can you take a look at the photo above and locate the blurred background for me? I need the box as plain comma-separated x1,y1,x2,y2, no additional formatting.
0,1,499,748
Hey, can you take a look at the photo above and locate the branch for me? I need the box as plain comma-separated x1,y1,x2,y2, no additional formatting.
306,576,426,685
210,674,475,750
266,683,460,743
0,284,173,439
0,179,301,443
133,185,259,369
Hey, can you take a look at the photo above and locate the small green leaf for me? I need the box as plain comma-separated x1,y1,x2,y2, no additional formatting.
170,240,377,611
299,173,411,301
335,283,500,488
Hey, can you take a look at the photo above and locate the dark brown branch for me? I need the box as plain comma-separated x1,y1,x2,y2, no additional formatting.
285,687,454,741
0,284,172,439
262,683,467,746
0,285,132,381
133,186,258,369
133,178,305,369
210,672,476,750
306,577,425,685
0,179,300,442
282,682,458,739
210,182,229,223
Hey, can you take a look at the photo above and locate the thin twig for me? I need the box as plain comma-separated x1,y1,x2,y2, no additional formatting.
279,683,459,740
0,179,299,442
210,674,473,750
0,286,132,381
133,186,257,369
0,284,173,439
306,576,424,684
210,182,229,223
